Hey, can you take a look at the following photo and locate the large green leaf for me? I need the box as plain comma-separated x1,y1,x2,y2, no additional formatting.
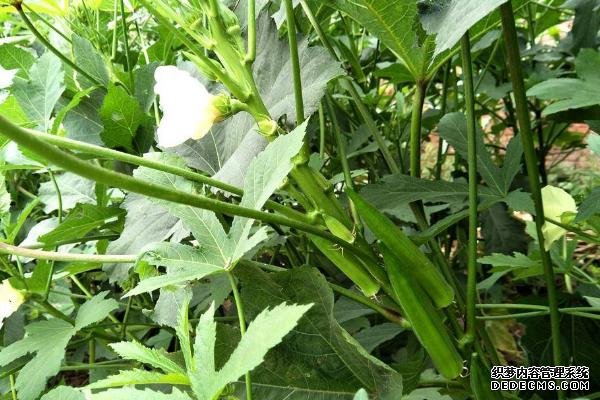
419,0,508,56
191,301,312,400
527,49,600,115
100,83,144,150
0,44,35,81
12,52,65,131
0,293,117,400
313,0,424,78
39,203,123,245
125,243,224,297
236,266,403,398
575,187,600,222
227,120,307,261
360,174,503,217
109,340,184,374
38,172,97,213
72,35,110,88
438,112,522,195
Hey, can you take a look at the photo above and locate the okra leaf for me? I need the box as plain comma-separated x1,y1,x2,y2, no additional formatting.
419,0,508,57
360,173,504,217
100,83,144,150
313,0,424,78
438,112,522,195
12,52,65,131
528,49,600,115
109,341,184,374
0,293,117,400
190,301,312,400
125,243,224,297
72,35,110,88
38,203,123,245
236,265,403,397
227,120,307,261
38,172,96,213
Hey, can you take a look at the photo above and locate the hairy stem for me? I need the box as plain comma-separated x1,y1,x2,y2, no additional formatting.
500,2,563,380
461,32,479,344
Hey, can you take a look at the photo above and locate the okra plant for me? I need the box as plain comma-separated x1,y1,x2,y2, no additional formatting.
0,0,598,399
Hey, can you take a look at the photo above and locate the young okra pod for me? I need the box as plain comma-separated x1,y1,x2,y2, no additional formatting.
382,246,463,379
311,235,381,297
346,188,454,308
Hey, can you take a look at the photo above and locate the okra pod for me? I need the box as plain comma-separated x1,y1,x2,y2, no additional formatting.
346,188,454,308
311,235,381,297
382,246,463,379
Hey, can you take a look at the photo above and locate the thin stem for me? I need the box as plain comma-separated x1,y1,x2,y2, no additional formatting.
318,102,326,159
0,242,136,263
228,273,252,400
284,0,304,123
111,0,119,60
435,61,451,180
16,6,102,86
477,303,549,311
410,81,427,178
119,0,135,88
246,0,256,63
500,2,563,380
342,79,400,174
299,0,338,60
329,283,409,328
326,95,361,228
461,32,478,344
23,3,71,43
476,311,549,320
0,116,366,257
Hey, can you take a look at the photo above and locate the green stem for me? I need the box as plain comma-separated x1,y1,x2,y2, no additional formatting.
461,32,478,344
326,95,361,228
435,61,451,180
410,81,427,178
329,283,409,328
16,6,102,87
111,0,119,60
246,0,256,63
0,242,136,263
0,116,366,256
342,78,399,174
318,102,326,159
119,0,134,88
284,0,304,123
23,3,71,43
227,273,252,400
28,128,310,224
500,2,563,379
476,311,549,320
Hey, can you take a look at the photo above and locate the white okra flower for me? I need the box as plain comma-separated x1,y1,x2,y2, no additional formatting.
154,65,222,148
0,279,24,328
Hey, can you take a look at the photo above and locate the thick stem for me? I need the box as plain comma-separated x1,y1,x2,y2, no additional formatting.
284,0,304,124
29,128,310,224
500,1,563,378
461,32,479,344
0,115,363,257
410,81,427,178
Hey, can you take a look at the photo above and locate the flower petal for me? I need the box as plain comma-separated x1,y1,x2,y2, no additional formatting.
154,66,218,148
0,280,24,328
